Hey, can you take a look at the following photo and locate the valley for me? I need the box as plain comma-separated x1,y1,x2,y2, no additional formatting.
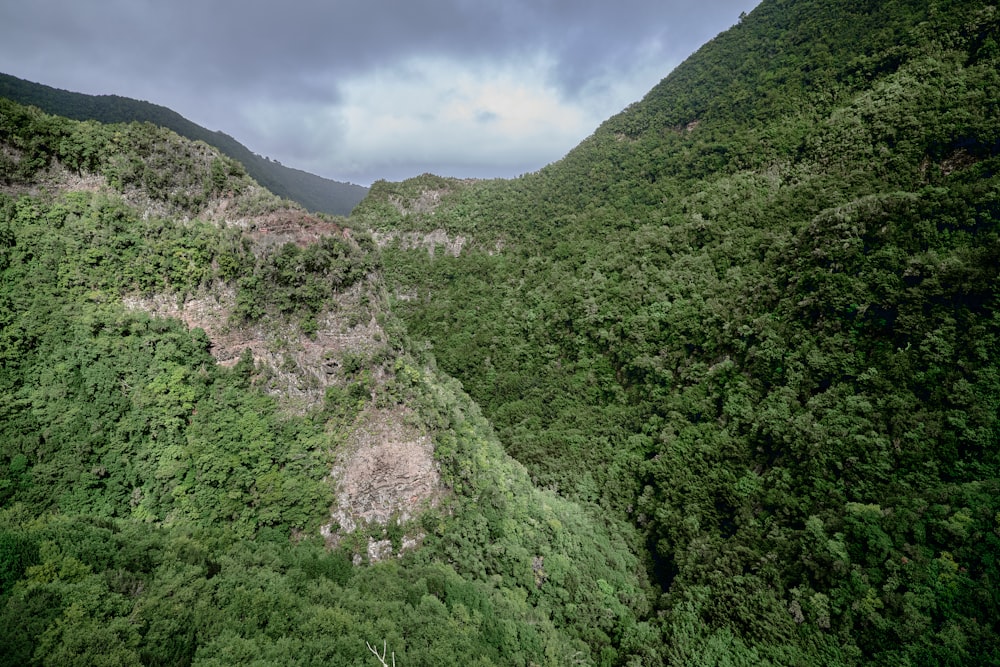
2,0,999,664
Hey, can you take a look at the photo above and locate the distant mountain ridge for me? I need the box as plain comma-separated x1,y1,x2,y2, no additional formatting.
0,72,367,216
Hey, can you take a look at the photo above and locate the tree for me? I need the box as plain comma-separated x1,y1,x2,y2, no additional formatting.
367,640,396,667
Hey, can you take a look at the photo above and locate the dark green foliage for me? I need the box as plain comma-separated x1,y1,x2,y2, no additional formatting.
0,505,633,667
0,529,37,596
370,0,1000,663
235,234,374,325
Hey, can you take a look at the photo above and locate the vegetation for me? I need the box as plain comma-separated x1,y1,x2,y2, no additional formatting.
2,0,999,664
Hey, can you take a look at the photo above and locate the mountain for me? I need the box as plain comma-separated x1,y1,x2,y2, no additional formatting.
0,97,653,665
0,72,368,216
358,0,1000,663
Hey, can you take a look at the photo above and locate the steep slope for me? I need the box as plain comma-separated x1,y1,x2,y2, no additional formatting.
359,0,1000,663
0,72,368,216
0,101,653,666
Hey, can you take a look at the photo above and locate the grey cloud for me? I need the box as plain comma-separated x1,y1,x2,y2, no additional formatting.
4,0,756,94
0,0,761,183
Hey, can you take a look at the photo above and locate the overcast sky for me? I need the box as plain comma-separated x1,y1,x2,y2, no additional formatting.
1,1,761,185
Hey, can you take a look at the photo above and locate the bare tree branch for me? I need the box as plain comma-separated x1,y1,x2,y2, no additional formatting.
366,640,396,667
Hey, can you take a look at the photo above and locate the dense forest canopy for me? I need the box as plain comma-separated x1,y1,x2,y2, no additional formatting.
362,0,1000,663
2,0,999,664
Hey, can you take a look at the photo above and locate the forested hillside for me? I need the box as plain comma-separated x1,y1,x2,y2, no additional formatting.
2,0,999,664
0,73,368,216
359,0,1000,663
0,101,654,665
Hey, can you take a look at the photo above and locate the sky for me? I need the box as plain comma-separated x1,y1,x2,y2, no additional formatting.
0,1,761,186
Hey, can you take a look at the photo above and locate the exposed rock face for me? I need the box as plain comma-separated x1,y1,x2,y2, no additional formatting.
245,210,345,248
122,278,387,412
125,280,445,561
387,187,450,215
370,228,467,257
322,405,441,561
119,217,443,560
0,154,106,197
4,134,447,565
328,406,440,525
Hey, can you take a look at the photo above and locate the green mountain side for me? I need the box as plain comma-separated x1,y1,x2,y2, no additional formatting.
0,101,652,665
358,0,1000,663
0,72,368,216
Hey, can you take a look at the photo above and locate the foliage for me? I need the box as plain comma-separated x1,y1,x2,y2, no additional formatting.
234,233,375,325
0,192,336,536
0,97,265,216
4,0,1000,663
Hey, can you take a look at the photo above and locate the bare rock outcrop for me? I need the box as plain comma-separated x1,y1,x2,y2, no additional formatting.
322,405,441,561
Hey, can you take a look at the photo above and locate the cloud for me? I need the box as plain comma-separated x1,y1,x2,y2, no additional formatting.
0,0,762,184
240,49,680,184
332,55,595,181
